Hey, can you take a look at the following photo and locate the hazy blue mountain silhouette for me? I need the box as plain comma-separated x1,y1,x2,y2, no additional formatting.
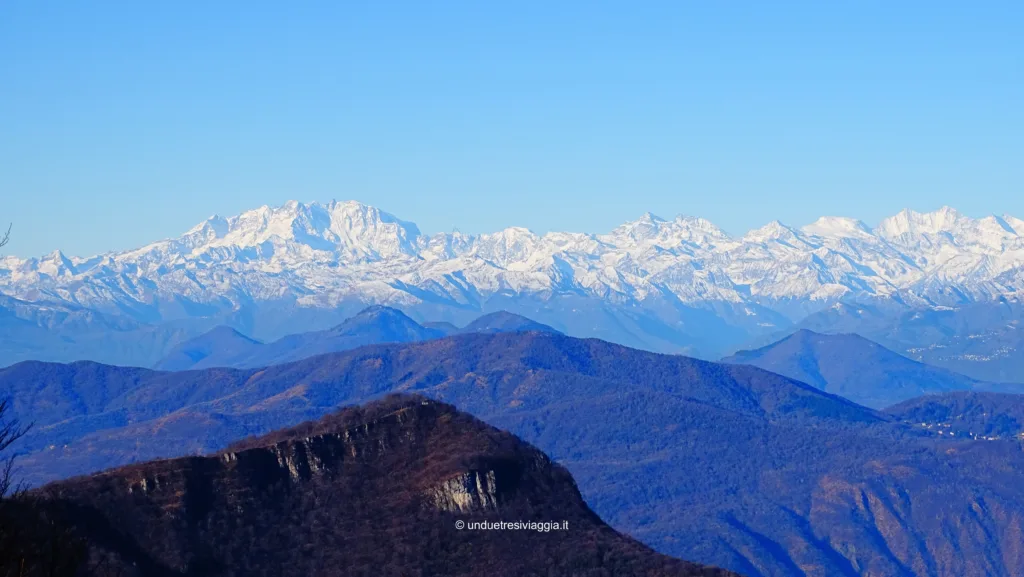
455,311,561,335
155,306,443,370
772,301,1024,383
154,325,263,370
154,307,557,370
7,332,1024,575
722,329,1023,408
421,320,460,335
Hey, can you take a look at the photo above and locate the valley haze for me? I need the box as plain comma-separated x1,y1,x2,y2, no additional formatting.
2,200,1024,382
3,3,1022,576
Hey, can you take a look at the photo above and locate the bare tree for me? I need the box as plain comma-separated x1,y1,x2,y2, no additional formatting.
0,225,88,576
0,398,30,499
1,222,27,497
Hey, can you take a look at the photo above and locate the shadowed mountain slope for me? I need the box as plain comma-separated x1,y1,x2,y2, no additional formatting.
154,326,263,371
721,329,1022,408
153,307,558,371
154,306,447,370
7,395,731,577
753,302,1024,384
8,333,1024,576
456,311,561,335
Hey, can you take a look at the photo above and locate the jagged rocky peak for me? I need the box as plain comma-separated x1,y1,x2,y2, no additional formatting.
875,207,1024,250
37,249,77,277
181,214,231,246
874,206,987,240
6,199,1024,336
321,199,423,241
179,200,423,260
610,211,668,241
876,206,965,237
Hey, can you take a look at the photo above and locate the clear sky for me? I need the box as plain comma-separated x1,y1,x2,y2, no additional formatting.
1,1,1022,257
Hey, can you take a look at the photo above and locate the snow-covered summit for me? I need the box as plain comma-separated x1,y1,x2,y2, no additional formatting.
876,206,964,238
175,201,421,261
2,201,1024,328
801,216,872,239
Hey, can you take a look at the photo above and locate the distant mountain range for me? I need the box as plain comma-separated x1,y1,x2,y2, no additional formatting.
723,329,1024,408
155,307,559,370
6,332,1024,576
5,396,730,577
3,201,1024,380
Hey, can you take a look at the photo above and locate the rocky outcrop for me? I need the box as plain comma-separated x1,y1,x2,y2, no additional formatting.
25,395,736,577
428,470,500,513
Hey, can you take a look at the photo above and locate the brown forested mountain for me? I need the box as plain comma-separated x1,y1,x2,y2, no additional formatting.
8,332,1024,575
3,395,733,577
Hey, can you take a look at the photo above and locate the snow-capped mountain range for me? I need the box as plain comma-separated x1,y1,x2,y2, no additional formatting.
2,200,1024,365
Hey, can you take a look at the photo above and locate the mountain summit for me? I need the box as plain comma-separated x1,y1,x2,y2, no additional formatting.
10,332,1024,576
457,311,560,335
156,306,446,370
4,201,1024,367
180,200,423,261
15,395,732,576
722,329,1022,408
152,308,560,370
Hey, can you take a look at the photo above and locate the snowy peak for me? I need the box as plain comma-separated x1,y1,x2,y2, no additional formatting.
743,220,803,244
609,212,668,243
875,206,965,239
183,201,422,261
183,215,230,244
1002,215,1024,235
670,216,732,242
4,201,1024,326
801,216,872,239
37,249,77,278
874,207,1022,251
607,213,731,249
472,227,543,267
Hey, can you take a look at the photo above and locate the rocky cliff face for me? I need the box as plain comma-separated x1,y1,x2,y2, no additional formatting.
27,395,734,577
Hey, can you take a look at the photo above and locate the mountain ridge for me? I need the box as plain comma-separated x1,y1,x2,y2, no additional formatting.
722,329,1024,408
154,307,557,370
8,332,1024,575
4,200,1024,370
10,394,732,576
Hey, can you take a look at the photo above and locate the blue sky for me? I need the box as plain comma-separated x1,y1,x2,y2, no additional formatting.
1,1,1021,257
